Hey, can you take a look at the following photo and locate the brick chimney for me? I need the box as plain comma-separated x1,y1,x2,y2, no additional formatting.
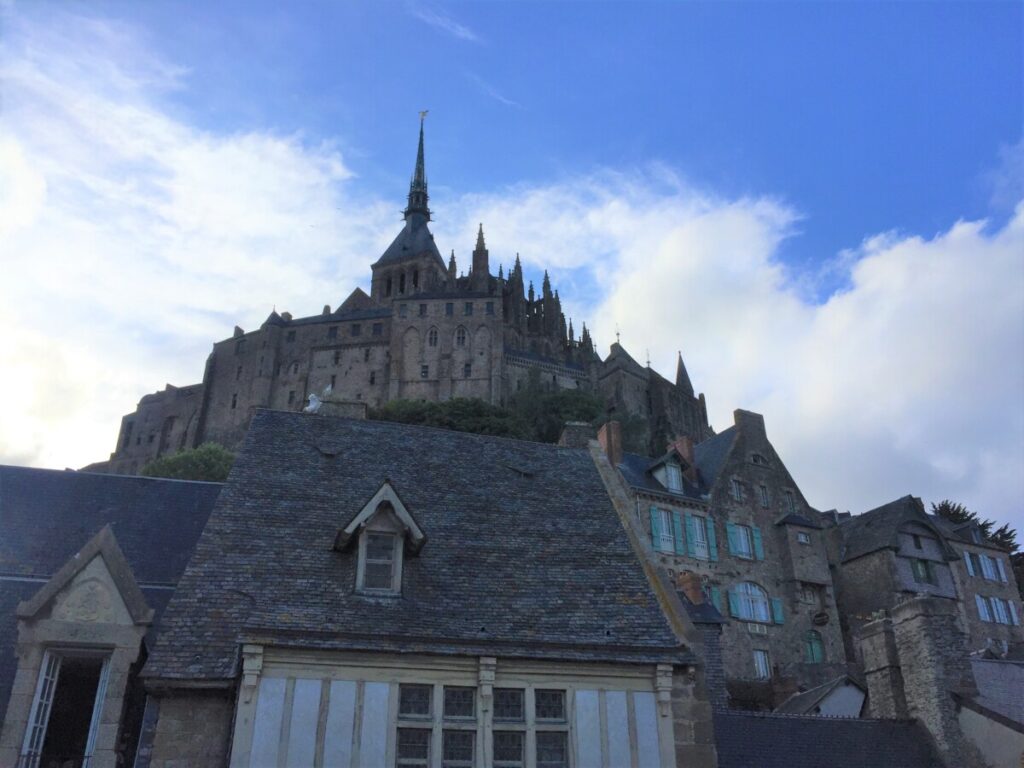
597,420,623,466
670,435,698,484
675,571,705,605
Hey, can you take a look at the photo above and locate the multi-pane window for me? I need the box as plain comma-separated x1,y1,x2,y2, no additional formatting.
665,464,683,491
784,490,796,514
494,731,525,768
400,684,432,717
361,532,397,591
730,478,743,501
494,688,524,721
758,484,770,508
442,730,474,768
536,732,568,768
428,328,438,347
443,687,475,719
655,508,675,552
373,323,383,336
796,531,811,545
753,649,771,680
734,582,771,622
397,729,431,767
455,328,467,347
690,515,709,559
911,558,936,585
732,525,755,559
534,690,565,721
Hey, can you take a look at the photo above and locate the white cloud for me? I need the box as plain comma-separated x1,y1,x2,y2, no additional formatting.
408,5,480,43
2,7,1021,535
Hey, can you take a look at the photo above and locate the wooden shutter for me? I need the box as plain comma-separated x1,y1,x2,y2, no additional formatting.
649,507,661,551
752,526,765,560
964,551,975,576
996,557,1007,582
975,594,991,622
706,518,718,562
672,511,686,555
709,586,722,613
771,597,785,624
685,513,698,557
727,589,740,618
725,522,738,555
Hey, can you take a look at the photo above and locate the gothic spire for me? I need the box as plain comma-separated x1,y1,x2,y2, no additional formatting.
404,113,431,221
475,223,486,251
676,351,694,395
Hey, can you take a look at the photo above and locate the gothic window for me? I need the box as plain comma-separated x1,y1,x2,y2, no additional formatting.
804,631,824,663
428,328,438,347
455,328,467,347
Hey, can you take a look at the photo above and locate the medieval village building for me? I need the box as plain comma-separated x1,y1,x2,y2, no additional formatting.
1,123,1022,767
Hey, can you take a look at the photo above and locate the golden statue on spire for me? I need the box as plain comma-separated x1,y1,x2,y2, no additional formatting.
419,109,429,121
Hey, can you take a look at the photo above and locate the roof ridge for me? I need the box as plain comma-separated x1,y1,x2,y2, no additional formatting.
0,465,225,485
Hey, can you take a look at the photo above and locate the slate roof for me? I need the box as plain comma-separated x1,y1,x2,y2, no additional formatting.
0,466,221,724
617,451,705,502
775,675,864,715
599,342,648,380
714,711,942,768
693,427,737,489
373,213,446,269
839,495,955,563
144,412,691,682
775,513,823,530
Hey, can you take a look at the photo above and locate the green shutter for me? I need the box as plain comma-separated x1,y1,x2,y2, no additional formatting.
709,586,722,613
771,597,785,624
706,517,718,562
727,589,740,618
672,511,686,555
725,522,738,555
649,507,661,551
752,526,765,560
685,514,697,557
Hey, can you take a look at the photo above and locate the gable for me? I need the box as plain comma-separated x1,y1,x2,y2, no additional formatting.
334,480,426,553
48,555,134,625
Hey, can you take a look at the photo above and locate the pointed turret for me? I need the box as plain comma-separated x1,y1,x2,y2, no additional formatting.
542,270,552,299
472,222,490,291
568,318,575,342
528,281,535,302
404,114,431,221
676,351,694,395
498,264,504,280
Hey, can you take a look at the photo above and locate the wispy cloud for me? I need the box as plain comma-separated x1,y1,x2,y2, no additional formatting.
408,5,480,43
466,73,522,109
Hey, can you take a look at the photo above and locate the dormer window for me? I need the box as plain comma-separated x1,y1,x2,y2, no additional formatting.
360,532,400,591
665,464,683,491
334,481,427,597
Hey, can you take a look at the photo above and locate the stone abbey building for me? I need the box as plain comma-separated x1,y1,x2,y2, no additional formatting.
94,121,711,475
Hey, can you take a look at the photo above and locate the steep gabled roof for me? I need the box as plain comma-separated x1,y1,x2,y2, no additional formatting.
617,451,704,502
600,342,648,380
693,426,737,489
145,412,692,682
775,675,865,716
336,287,376,314
839,495,957,563
372,214,445,269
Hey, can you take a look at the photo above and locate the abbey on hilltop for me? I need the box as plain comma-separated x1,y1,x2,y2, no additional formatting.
93,119,712,474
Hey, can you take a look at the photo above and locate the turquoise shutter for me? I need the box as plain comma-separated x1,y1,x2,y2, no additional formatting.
1010,601,1020,626
672,511,686,555
964,552,975,576
685,514,697,557
706,518,718,561
725,522,738,555
709,586,722,613
771,597,785,624
649,507,661,551
752,526,765,560
727,589,740,618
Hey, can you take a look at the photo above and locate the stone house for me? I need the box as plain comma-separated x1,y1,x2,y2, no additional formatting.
0,466,221,768
594,408,845,705
826,495,1022,666
92,121,710,476
139,410,719,768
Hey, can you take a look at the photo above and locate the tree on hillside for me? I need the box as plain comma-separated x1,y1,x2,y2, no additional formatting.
931,499,1018,552
508,370,605,443
370,398,528,439
140,443,235,482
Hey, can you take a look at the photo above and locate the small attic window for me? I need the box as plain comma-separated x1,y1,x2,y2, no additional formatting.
359,531,400,592
751,453,768,466
665,464,683,492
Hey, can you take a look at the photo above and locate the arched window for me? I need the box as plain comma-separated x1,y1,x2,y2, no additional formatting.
733,582,771,622
804,630,824,664
455,327,467,347
427,328,438,347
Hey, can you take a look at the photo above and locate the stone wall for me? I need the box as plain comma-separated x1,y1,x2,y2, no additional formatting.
949,541,1024,654
147,689,234,768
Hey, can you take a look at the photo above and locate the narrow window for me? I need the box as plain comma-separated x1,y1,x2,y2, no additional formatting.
385,276,393,297
421,365,429,379
690,515,709,559
991,597,1010,625
333,350,341,365
665,464,682,491
912,534,922,549
419,303,427,317
286,330,296,342
656,508,675,552
412,269,419,289
399,273,406,294
753,649,771,679
364,348,370,362
235,365,242,381
428,328,438,347
733,525,755,558
758,484,770,508
784,490,796,514
288,391,295,405
370,372,376,385
464,302,473,316
463,363,472,378
445,302,454,316
486,301,495,315
328,326,338,339
804,630,824,663
372,323,383,336
361,532,397,591
456,328,467,347
980,555,998,581
351,323,361,336
730,478,743,502
330,374,336,388
231,393,237,409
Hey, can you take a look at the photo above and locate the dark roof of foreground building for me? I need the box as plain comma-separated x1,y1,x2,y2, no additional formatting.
714,711,942,768
839,495,955,563
0,465,222,723
617,451,705,501
775,675,865,715
145,411,691,682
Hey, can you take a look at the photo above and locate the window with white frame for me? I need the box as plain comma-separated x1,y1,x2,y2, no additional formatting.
665,463,683,492
656,508,675,552
730,478,743,502
731,524,755,559
690,515,709,559
396,685,568,768
753,649,771,680
358,531,400,593
734,582,772,623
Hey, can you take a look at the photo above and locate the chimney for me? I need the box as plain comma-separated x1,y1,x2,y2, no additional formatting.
597,420,623,466
670,435,698,484
558,421,594,449
675,571,704,605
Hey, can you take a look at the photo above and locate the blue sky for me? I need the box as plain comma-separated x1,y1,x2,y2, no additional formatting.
1,1,1022,529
